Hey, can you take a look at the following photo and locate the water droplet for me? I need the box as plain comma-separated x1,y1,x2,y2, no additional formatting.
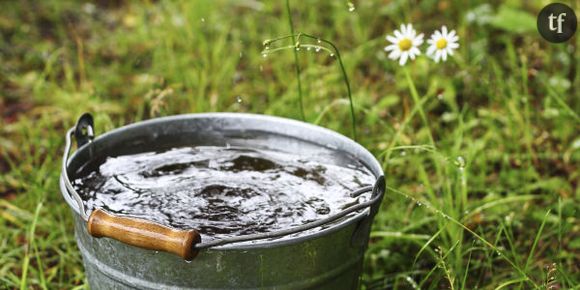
262,53,268,58
83,3,96,14
317,38,321,44
400,150,407,156
172,16,185,27
329,53,335,58
455,156,465,168
185,259,192,264
306,47,311,51
265,45,270,50
347,2,355,12
200,18,205,22
416,201,422,206
315,47,321,52
236,96,243,103
404,276,418,289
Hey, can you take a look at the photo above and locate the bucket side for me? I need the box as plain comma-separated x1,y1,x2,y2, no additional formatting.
72,212,367,289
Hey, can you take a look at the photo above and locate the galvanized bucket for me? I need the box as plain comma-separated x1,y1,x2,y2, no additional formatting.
60,113,385,290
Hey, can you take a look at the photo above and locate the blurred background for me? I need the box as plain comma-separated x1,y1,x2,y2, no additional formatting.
0,0,578,289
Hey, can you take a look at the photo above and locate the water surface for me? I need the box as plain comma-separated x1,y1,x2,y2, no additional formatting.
73,146,375,241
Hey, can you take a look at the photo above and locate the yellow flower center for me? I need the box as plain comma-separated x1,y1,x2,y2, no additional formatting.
398,38,412,51
436,38,447,49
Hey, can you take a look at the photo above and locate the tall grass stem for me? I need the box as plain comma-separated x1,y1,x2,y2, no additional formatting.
285,0,306,121
403,67,434,145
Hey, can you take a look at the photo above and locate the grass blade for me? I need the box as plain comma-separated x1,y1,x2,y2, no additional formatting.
20,202,43,290
524,210,550,273
285,0,306,121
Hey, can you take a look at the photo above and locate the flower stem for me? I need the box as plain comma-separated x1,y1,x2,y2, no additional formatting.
403,67,434,145
285,0,306,121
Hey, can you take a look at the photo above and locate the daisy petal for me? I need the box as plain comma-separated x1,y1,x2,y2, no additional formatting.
399,52,408,65
414,34,424,45
410,47,421,56
388,49,401,60
427,45,436,56
394,30,402,39
384,44,397,51
386,35,398,43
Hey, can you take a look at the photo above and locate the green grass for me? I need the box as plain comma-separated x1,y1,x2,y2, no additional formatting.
0,0,578,289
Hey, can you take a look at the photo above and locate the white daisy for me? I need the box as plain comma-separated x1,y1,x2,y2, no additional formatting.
384,24,424,66
426,26,459,63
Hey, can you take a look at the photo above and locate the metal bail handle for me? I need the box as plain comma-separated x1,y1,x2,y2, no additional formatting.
351,175,385,247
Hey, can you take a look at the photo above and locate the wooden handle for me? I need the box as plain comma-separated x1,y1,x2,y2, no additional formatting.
87,209,201,260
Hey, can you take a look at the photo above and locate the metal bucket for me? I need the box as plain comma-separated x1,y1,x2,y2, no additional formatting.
60,113,385,290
